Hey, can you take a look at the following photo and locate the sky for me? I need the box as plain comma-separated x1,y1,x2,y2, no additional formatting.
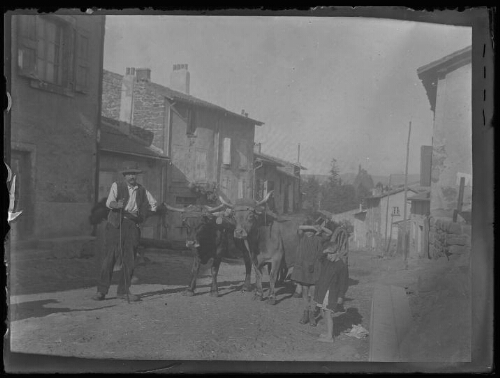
103,15,471,176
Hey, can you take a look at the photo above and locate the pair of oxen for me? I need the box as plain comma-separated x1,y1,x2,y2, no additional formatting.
165,191,302,305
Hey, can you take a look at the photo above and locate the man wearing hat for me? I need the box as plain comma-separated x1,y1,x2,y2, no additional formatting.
92,161,158,302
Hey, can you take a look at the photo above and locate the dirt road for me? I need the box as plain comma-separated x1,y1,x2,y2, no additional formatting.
8,244,471,367
8,248,388,362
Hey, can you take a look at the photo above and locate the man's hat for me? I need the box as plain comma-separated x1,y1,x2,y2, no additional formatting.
120,161,142,174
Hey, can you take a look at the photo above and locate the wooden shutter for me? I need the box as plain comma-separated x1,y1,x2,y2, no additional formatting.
195,150,207,182
75,29,89,93
17,15,37,76
222,138,231,165
62,24,75,90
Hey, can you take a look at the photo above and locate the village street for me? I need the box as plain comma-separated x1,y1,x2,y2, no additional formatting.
7,245,428,364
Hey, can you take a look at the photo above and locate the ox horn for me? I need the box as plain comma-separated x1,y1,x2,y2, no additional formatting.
255,190,274,207
218,196,233,209
163,203,186,212
204,203,225,213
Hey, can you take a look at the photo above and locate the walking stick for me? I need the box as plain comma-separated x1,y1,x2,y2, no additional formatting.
119,207,130,304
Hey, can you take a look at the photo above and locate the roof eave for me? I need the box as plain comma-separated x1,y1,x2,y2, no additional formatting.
100,148,170,161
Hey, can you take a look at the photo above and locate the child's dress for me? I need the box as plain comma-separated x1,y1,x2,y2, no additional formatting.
314,256,348,311
291,232,323,285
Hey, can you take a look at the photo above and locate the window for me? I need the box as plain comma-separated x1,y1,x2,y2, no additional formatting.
35,17,64,85
392,206,400,216
17,15,89,94
186,109,197,135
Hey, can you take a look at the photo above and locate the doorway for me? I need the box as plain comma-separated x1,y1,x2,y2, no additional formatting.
9,150,34,241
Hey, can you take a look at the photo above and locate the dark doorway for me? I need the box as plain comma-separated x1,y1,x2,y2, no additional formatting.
10,150,34,241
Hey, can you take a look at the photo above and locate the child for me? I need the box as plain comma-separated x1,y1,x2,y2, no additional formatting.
313,241,349,343
291,222,324,326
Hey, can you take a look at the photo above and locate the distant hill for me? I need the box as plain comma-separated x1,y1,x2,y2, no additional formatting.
303,173,420,187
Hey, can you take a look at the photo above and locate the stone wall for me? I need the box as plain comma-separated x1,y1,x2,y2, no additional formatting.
102,70,122,120
428,216,471,261
131,82,166,150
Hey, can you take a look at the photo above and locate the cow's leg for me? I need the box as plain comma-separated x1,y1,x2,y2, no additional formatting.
210,241,225,297
252,256,265,301
239,240,253,292
210,256,222,297
184,252,201,296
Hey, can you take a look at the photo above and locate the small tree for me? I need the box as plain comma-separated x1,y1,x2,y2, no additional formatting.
327,158,341,188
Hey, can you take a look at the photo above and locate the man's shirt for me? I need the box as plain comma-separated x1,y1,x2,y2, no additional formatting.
106,182,158,214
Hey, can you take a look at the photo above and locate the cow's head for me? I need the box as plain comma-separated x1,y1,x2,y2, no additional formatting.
218,191,275,244
164,202,227,249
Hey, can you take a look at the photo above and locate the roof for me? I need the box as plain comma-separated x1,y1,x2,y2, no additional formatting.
254,152,284,167
417,45,472,112
100,122,169,160
366,187,418,200
103,69,264,127
408,190,431,202
254,151,307,170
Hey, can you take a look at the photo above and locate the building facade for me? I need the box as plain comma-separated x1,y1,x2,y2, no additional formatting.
98,117,169,239
417,45,472,261
8,14,106,242
101,65,263,240
253,146,305,214
364,187,418,254
417,45,472,220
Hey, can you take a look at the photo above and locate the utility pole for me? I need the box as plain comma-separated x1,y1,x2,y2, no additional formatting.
297,143,301,210
384,174,392,254
403,121,412,269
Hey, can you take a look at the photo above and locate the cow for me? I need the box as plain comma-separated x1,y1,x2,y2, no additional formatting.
219,191,309,305
164,202,241,297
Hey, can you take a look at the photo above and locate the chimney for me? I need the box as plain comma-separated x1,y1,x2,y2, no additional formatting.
119,67,136,129
254,143,262,154
170,63,190,94
136,68,151,82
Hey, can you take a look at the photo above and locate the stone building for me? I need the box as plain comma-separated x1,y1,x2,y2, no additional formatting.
253,144,306,214
8,14,106,246
101,65,263,240
417,45,472,260
98,117,169,239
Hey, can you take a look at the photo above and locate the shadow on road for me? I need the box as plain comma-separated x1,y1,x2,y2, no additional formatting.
348,277,360,286
10,299,115,321
139,279,248,299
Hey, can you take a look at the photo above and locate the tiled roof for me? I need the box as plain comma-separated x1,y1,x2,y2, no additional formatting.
254,151,307,170
417,45,471,112
408,190,431,201
103,69,264,126
366,187,418,200
100,122,169,160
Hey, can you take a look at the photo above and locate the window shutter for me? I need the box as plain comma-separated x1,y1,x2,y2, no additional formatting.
17,15,37,77
63,25,75,90
222,138,231,165
75,29,89,93
238,179,245,199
